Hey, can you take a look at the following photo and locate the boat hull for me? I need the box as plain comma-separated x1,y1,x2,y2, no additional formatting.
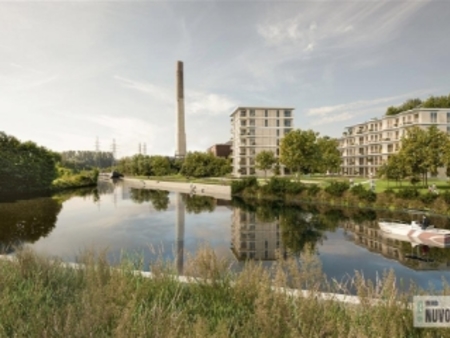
379,221,450,248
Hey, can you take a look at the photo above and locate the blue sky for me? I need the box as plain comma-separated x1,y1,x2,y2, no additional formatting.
1,0,449,157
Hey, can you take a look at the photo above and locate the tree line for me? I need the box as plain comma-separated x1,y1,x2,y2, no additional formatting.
385,93,450,116
0,132,60,194
255,131,341,178
116,152,231,178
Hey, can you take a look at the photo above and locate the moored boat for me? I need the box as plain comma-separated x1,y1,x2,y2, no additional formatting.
378,219,450,248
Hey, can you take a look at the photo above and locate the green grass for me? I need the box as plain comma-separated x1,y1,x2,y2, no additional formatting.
1,246,449,337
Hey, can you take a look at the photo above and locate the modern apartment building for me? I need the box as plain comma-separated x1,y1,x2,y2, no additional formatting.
338,108,450,177
230,107,295,177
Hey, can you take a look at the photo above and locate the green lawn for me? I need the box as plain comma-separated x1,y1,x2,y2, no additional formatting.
130,175,232,186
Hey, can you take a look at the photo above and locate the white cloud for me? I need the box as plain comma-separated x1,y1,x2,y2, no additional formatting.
187,91,236,116
310,112,354,126
305,88,440,128
114,75,173,105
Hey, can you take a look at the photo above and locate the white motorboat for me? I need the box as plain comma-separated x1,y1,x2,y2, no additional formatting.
378,219,450,248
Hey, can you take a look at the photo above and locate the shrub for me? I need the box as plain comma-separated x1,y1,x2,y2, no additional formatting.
441,190,450,204
410,176,421,186
395,188,420,200
231,177,258,195
324,181,350,197
384,188,395,195
307,184,321,196
350,184,377,202
420,192,438,205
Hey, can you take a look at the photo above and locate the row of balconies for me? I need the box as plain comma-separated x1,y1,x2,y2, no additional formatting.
343,120,418,137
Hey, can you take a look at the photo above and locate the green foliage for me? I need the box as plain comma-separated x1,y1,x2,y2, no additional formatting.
395,188,420,200
385,94,450,115
261,177,305,196
349,185,377,202
384,188,395,195
180,152,231,178
52,170,98,190
324,181,350,197
255,150,276,177
441,190,450,204
280,129,319,175
0,132,59,194
231,177,258,195
316,137,342,174
410,176,421,186
182,195,216,214
129,188,170,211
307,184,321,196
399,125,450,186
385,98,422,116
420,192,438,205
116,155,179,177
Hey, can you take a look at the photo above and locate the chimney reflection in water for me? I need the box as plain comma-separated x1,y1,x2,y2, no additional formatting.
175,192,185,275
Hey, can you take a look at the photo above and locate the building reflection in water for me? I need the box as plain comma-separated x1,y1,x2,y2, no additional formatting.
231,208,286,261
342,220,450,271
175,192,185,274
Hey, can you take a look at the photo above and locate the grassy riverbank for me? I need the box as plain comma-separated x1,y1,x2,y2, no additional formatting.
0,247,447,337
51,168,99,191
232,177,450,216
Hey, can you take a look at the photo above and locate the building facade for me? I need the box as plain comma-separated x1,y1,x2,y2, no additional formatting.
207,142,232,158
230,208,286,260
230,107,294,177
338,108,450,177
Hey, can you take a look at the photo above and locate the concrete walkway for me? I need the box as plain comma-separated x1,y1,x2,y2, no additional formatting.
124,178,232,200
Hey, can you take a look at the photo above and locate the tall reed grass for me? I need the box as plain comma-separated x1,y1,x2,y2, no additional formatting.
0,247,448,337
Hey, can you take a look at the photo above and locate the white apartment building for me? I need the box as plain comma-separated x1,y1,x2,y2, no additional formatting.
230,107,295,177
339,108,450,177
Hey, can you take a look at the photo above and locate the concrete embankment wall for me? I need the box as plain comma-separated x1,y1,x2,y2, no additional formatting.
123,178,232,200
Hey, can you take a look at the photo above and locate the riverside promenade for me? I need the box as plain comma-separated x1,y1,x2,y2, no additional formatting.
123,177,232,200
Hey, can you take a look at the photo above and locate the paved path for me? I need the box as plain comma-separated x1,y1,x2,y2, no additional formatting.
123,178,232,200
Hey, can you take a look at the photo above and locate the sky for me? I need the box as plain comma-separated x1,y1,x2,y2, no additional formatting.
1,0,450,158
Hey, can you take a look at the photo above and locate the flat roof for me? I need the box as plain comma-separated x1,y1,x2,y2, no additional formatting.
344,108,450,128
229,106,295,117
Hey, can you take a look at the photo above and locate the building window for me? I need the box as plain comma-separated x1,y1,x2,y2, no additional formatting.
249,119,255,126
276,110,279,117
240,110,246,117
276,129,280,136
431,111,437,123
447,112,450,123
276,120,280,127
250,109,255,117
265,110,268,117
284,120,291,127
265,120,268,127
284,110,291,117
447,126,450,135
284,128,292,135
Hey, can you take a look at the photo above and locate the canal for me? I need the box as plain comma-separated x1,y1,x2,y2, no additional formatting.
2,179,450,293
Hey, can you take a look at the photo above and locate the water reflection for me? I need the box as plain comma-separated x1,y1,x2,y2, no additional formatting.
0,197,62,253
343,220,450,271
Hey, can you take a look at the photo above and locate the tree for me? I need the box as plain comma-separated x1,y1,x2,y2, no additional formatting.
0,132,59,194
316,136,342,174
399,126,450,186
180,152,231,178
255,150,276,178
383,154,408,185
150,156,171,176
280,129,319,179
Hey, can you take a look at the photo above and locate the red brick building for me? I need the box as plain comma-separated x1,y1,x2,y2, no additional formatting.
207,142,232,158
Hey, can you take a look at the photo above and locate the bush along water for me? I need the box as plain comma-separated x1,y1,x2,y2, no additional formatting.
231,178,450,215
